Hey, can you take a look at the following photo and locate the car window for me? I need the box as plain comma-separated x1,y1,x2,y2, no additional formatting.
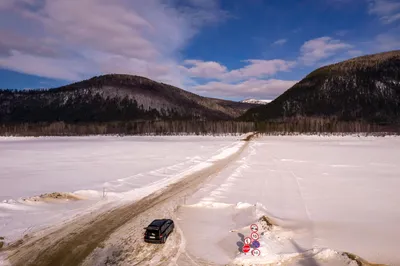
146,229,159,236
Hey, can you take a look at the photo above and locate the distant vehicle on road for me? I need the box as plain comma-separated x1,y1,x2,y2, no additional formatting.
144,219,174,244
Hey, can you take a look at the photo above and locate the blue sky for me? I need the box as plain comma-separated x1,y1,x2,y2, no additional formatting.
0,0,399,100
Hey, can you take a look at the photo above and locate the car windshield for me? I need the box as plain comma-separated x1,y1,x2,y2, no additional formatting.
146,229,159,236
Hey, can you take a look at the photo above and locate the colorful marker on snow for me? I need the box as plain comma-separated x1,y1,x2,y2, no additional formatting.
242,244,251,253
252,240,260,249
252,249,261,256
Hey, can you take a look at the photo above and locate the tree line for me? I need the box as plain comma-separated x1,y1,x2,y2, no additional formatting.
1,117,399,136
0,121,255,136
254,117,400,134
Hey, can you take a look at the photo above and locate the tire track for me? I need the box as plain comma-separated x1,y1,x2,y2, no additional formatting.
6,134,256,266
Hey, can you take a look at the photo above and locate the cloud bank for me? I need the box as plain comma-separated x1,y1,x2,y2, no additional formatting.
0,0,227,87
0,0,398,100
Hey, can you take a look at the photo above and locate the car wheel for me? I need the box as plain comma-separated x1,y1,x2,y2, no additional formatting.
162,236,166,243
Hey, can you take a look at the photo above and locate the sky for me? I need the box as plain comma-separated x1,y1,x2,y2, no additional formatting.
0,0,399,101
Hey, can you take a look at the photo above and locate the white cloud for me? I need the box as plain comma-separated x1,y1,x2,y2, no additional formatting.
0,0,227,88
0,50,95,80
0,0,300,100
181,59,296,81
368,0,400,16
0,30,60,57
176,0,229,27
180,58,297,98
384,13,400,23
193,78,298,99
272,39,287,45
6,1,390,101
299,37,352,65
368,0,400,24
181,60,227,78
224,59,296,81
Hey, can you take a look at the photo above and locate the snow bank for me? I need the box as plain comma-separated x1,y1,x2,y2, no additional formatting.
180,200,366,266
232,216,347,266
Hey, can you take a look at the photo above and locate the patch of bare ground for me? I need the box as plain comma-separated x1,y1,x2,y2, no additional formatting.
342,252,387,266
7,133,255,266
259,215,277,229
21,192,83,203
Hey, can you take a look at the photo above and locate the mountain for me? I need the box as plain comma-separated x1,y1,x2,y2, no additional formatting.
241,50,400,125
240,99,272,105
0,74,255,123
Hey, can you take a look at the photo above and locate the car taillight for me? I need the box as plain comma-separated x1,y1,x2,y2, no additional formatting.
160,235,163,238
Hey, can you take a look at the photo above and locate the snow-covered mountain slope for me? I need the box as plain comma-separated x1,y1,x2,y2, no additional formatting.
240,98,272,105
0,74,255,123
242,50,400,124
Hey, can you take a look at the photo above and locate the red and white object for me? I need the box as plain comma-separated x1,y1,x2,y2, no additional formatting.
252,249,261,256
251,232,259,240
250,224,258,232
242,244,251,253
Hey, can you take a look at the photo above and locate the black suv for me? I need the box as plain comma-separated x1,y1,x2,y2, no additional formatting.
144,219,174,244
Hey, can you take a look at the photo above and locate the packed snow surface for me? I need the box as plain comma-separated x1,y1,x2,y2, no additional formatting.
178,135,400,265
0,136,243,243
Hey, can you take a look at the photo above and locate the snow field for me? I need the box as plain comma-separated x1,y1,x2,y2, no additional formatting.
1,135,399,265
177,136,400,265
0,136,244,243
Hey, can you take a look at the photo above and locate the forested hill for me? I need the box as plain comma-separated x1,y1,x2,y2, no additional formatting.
241,50,400,126
0,74,255,123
